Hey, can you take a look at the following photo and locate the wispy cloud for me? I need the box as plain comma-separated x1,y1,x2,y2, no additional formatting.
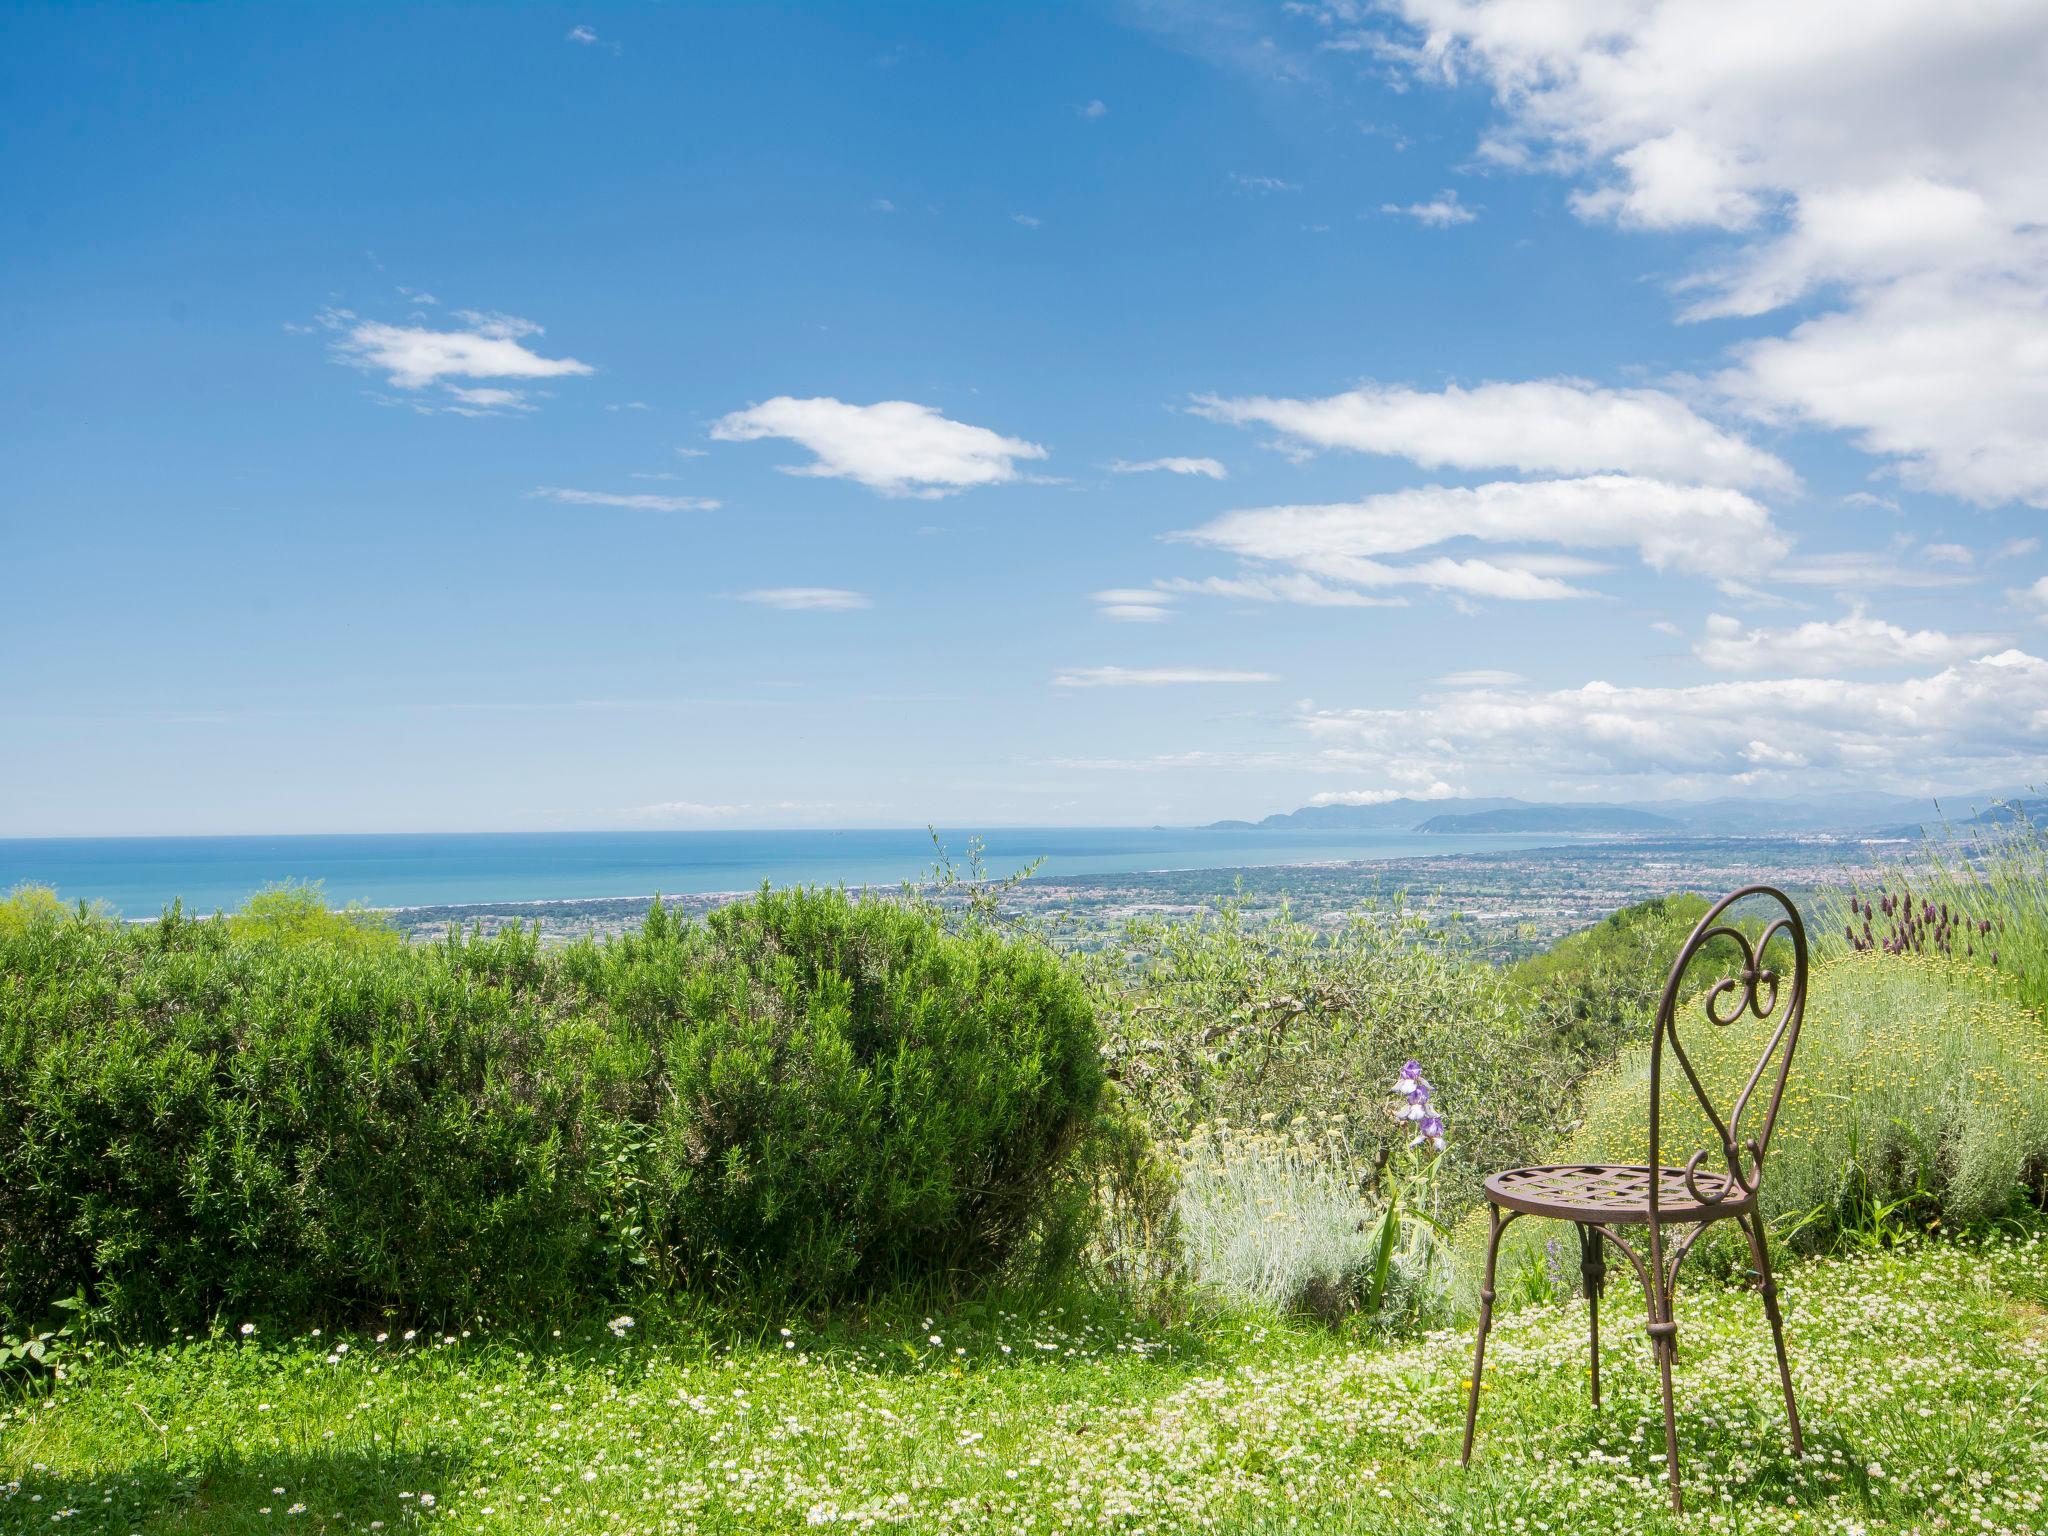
1012,212,1043,229
1694,608,2007,673
1173,476,1788,604
530,487,721,512
1231,173,1301,194
566,24,620,54
1080,99,1109,119
737,587,872,611
1108,456,1228,479
1092,588,1178,623
1380,189,1477,226
1191,378,1795,491
1433,669,1528,687
710,396,1048,498
321,306,593,413
1052,665,1278,688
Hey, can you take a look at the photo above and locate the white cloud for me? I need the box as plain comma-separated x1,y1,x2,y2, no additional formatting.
1174,475,1789,602
1694,609,2007,674
1012,213,1043,229
1092,588,1178,624
1719,273,2048,507
325,308,593,402
2016,575,2048,617
1296,649,2048,794
531,487,720,512
1080,99,1109,119
1770,551,1976,591
1231,173,1301,193
1108,456,1228,479
1158,573,1405,608
620,800,753,820
1307,784,1460,806
1052,666,1279,688
710,397,1048,498
1433,669,1527,687
870,198,897,213
737,587,871,611
444,386,531,412
1374,1,2048,506
1191,378,1794,491
1381,189,1476,226
565,24,618,53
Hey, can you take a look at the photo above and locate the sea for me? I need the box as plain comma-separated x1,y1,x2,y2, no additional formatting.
0,827,1586,918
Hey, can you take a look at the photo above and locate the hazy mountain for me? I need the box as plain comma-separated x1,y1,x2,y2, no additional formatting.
1204,797,1527,831
1417,805,1682,834
1205,787,2029,837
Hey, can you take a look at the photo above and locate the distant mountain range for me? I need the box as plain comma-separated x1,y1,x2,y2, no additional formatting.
1415,805,1680,834
1203,788,2040,838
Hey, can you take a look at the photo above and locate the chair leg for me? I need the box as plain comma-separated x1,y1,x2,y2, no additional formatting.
1651,1312,1682,1514
1640,1232,1683,1515
1461,1204,1508,1465
1578,1223,1605,1408
1741,1213,1805,1458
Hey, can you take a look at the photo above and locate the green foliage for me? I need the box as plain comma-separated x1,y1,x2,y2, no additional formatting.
0,886,1100,1335
221,880,401,953
1556,954,2048,1248
1067,1085,1186,1309
1092,897,1570,1200
563,885,1102,1300
1172,1119,1454,1328
1505,894,1732,1062
0,885,67,938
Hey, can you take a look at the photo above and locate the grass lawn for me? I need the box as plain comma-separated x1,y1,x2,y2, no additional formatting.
5,1235,2046,1536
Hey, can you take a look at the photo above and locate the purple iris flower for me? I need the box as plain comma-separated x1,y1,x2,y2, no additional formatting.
1391,1059,1445,1149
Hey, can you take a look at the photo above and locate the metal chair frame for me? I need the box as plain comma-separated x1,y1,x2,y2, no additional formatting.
1460,884,1809,1513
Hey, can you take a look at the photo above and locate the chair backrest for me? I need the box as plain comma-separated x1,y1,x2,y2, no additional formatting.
1648,884,1808,1219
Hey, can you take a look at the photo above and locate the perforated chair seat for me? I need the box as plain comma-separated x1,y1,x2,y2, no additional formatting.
1484,1163,1751,1225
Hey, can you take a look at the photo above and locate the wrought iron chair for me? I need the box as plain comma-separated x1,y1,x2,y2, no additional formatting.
1460,885,1808,1514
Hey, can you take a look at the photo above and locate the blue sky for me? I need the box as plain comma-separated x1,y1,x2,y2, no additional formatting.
5,1,2045,836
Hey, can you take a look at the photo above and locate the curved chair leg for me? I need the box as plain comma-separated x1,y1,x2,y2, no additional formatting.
1740,1213,1805,1457
1461,1205,1509,1465
1577,1222,1605,1407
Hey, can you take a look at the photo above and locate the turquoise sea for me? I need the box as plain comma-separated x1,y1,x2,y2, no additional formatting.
0,827,1577,917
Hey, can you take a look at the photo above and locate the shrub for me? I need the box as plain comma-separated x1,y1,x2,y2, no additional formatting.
1066,1085,1185,1308
1091,898,1571,1203
1172,1120,1452,1327
574,887,1103,1299
223,880,402,953
1505,894,1733,1063
0,886,1101,1335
